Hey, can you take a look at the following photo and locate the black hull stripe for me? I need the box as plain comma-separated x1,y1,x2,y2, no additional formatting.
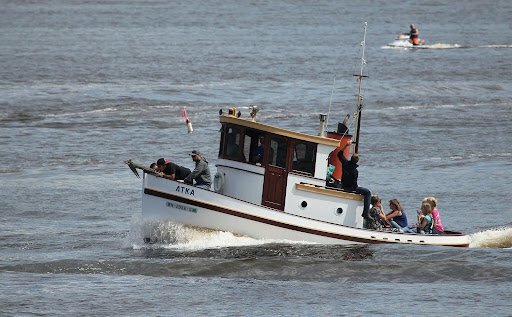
144,188,469,247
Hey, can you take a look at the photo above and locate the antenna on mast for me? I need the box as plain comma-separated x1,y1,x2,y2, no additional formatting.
353,22,368,154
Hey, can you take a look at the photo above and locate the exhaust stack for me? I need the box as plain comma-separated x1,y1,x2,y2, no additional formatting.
318,114,327,137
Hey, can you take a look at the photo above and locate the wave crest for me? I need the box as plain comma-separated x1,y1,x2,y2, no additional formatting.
469,227,512,248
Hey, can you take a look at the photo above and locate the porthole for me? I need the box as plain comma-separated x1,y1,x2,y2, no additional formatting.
336,207,343,215
300,201,308,208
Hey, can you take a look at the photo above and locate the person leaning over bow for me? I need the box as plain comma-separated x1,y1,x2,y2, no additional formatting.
337,141,372,220
155,158,191,181
184,150,212,190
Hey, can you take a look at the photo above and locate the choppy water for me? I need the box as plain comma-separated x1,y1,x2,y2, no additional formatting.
1,0,512,316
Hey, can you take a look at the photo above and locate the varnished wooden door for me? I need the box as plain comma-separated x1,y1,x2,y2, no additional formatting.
262,136,288,210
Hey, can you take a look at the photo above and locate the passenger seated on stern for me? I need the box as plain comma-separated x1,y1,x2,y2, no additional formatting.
417,202,435,234
364,195,389,230
423,196,444,234
385,199,415,232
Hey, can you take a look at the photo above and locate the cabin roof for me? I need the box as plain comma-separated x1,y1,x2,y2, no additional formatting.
220,114,341,147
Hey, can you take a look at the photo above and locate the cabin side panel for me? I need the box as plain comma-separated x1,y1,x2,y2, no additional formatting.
314,144,336,180
283,174,364,228
215,160,264,205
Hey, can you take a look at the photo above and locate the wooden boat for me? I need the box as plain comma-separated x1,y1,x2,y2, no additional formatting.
125,24,469,247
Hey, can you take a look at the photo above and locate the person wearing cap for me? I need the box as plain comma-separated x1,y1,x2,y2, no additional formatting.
184,150,212,190
155,158,191,181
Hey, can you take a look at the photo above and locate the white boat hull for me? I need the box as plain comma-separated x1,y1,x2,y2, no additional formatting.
141,173,470,247
128,111,469,248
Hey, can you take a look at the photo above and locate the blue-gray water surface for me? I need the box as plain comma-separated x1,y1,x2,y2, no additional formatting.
1,1,512,316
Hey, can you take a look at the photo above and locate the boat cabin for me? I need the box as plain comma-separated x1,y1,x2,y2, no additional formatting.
215,109,365,228
128,108,470,246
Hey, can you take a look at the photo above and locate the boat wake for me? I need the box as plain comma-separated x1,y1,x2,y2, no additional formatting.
468,227,512,249
126,216,308,251
479,44,512,48
382,43,464,50
382,43,512,50
128,218,512,250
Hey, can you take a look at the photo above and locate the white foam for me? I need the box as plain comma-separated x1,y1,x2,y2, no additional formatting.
126,216,512,250
469,227,512,248
383,43,512,50
125,215,311,251
381,43,463,50
479,45,512,48
424,43,462,49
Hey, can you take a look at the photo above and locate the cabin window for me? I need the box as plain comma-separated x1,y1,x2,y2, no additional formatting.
244,129,265,165
224,126,245,161
243,134,252,163
292,141,316,175
218,125,225,158
269,137,288,168
218,122,316,174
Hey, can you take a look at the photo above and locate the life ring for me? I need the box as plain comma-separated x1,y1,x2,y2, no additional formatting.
213,172,225,192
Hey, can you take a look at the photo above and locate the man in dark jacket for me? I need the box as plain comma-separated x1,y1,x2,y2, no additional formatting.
156,158,191,181
184,150,212,190
337,142,372,220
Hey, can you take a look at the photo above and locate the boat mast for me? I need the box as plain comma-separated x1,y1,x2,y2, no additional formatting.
353,22,368,154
